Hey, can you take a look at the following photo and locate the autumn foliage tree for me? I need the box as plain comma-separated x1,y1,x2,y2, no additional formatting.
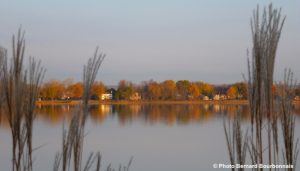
147,81,161,100
161,80,177,100
115,80,134,100
176,80,190,100
66,82,83,99
201,83,215,97
41,80,64,100
227,86,238,99
37,78,254,101
233,82,247,99
189,83,201,99
91,81,106,100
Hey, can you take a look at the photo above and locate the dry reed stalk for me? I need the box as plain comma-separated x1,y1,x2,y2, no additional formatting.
225,3,299,171
24,57,45,171
224,111,247,171
53,47,132,171
2,28,28,171
1,27,45,171
247,3,285,170
276,69,299,171
53,47,106,171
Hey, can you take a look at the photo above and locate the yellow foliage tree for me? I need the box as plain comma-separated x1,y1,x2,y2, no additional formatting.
227,86,237,99
91,81,106,100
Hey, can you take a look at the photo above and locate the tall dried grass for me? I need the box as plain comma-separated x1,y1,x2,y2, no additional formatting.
1,28,132,171
224,3,298,171
1,28,45,171
277,69,299,170
224,111,247,171
52,48,105,171
52,48,132,171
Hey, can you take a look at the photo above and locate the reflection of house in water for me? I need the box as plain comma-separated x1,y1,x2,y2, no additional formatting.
100,104,112,114
88,105,112,124
129,104,141,114
213,104,220,112
203,104,209,110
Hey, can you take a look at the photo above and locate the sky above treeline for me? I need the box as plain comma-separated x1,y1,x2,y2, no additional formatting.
0,0,299,85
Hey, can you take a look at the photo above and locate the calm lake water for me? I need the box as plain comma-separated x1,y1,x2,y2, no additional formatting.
0,104,299,171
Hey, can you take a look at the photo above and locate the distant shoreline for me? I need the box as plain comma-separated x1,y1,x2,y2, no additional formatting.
36,99,300,106
36,99,250,105
35,99,299,105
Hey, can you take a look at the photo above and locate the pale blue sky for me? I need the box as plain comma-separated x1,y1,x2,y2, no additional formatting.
0,0,299,85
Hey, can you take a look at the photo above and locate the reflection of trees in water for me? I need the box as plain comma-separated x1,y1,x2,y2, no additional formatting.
111,104,251,126
35,105,73,125
113,104,142,126
221,105,250,121
0,104,298,128
89,105,111,124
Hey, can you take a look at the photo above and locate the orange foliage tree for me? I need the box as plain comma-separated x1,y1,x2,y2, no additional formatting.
67,82,83,99
91,81,106,100
176,80,190,100
161,80,177,100
201,83,215,97
189,83,201,99
227,86,237,99
148,81,162,100
41,80,64,100
116,80,134,100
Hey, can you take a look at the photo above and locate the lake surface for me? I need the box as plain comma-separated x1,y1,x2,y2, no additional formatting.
0,104,299,171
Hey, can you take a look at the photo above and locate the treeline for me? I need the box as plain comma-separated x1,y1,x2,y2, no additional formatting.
39,79,248,100
40,79,105,100
39,79,300,101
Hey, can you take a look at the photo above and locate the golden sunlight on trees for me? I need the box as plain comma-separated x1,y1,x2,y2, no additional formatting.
67,82,83,99
116,80,134,100
226,86,238,99
201,83,215,97
176,80,190,100
189,83,201,100
161,80,177,100
148,81,162,100
91,81,106,100
36,78,298,101
41,80,64,100
225,82,247,100
233,82,247,99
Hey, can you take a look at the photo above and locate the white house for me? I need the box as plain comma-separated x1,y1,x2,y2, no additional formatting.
101,93,112,100
213,94,220,100
203,96,210,100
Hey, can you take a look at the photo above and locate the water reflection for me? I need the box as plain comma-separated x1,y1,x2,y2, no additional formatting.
1,104,300,128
